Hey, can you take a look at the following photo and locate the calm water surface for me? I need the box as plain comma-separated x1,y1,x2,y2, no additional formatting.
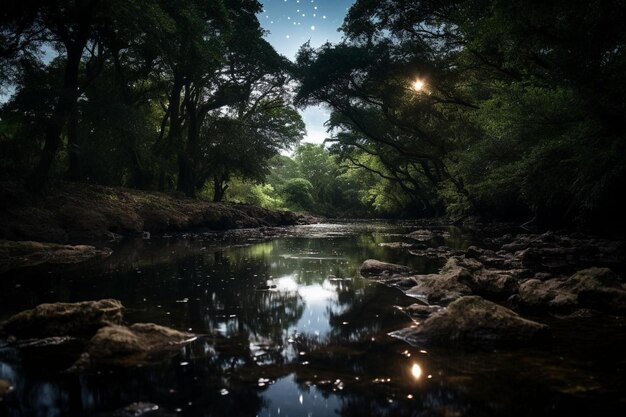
0,223,624,417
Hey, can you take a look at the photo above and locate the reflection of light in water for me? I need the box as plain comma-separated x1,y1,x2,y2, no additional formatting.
411,363,422,380
299,284,335,302
275,275,298,292
259,374,341,417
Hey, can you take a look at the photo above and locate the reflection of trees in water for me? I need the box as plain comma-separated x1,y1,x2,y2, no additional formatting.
1,337,272,417
332,389,488,417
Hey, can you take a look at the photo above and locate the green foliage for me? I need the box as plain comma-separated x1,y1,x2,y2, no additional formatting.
0,0,304,198
294,0,626,231
2,0,624,232
281,178,315,212
221,144,416,218
219,178,284,209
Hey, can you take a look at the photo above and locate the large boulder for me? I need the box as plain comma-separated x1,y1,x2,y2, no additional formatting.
519,267,626,313
71,323,196,369
391,296,550,348
359,259,412,278
468,269,520,299
405,258,473,305
1,299,124,339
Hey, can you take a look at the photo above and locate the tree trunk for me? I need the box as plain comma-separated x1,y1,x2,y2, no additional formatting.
29,44,83,191
177,97,197,198
67,107,81,181
213,176,228,203
178,151,195,197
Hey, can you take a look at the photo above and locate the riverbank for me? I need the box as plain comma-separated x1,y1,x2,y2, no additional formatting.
361,229,626,348
0,181,319,244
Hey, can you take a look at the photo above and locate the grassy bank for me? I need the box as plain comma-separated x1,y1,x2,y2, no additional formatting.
0,182,316,244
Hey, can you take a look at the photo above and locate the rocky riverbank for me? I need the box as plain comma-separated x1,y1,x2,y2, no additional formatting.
362,229,625,348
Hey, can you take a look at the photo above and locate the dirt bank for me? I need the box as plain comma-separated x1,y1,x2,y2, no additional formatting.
0,181,318,244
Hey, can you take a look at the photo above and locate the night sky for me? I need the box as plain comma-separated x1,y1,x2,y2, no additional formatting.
257,0,355,144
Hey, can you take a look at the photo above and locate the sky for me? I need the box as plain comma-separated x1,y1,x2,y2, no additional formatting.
257,0,355,145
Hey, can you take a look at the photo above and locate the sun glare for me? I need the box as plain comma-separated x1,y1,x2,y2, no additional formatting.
413,79,425,92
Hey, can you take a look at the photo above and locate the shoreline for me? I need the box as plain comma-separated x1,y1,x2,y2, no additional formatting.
0,181,321,245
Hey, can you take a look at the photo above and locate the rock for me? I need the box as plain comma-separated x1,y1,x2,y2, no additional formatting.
500,242,528,252
0,379,13,402
507,294,522,309
533,272,553,281
519,278,578,310
390,296,550,348
409,246,463,259
553,309,601,320
468,269,520,299
0,239,112,272
13,336,86,370
105,402,161,417
378,242,417,249
406,229,437,241
496,233,624,274
465,246,484,259
449,256,484,272
359,259,412,277
563,268,626,313
96,401,170,417
381,275,419,291
401,303,442,319
1,299,124,339
70,323,196,369
519,268,626,313
405,258,473,305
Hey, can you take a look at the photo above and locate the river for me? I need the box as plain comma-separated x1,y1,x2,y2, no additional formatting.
0,222,624,416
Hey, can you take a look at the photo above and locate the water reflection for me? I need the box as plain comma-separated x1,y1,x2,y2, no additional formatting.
411,363,422,380
1,223,625,417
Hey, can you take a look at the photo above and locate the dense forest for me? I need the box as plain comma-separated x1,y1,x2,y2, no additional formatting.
1,0,625,232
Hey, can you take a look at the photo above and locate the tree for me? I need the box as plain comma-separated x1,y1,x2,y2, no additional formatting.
198,99,304,202
281,178,315,212
295,0,626,231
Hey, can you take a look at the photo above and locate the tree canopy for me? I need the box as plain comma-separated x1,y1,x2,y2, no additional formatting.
1,0,624,232
0,0,303,197
293,0,626,231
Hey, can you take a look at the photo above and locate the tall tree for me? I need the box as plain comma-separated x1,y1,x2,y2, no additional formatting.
296,0,626,230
